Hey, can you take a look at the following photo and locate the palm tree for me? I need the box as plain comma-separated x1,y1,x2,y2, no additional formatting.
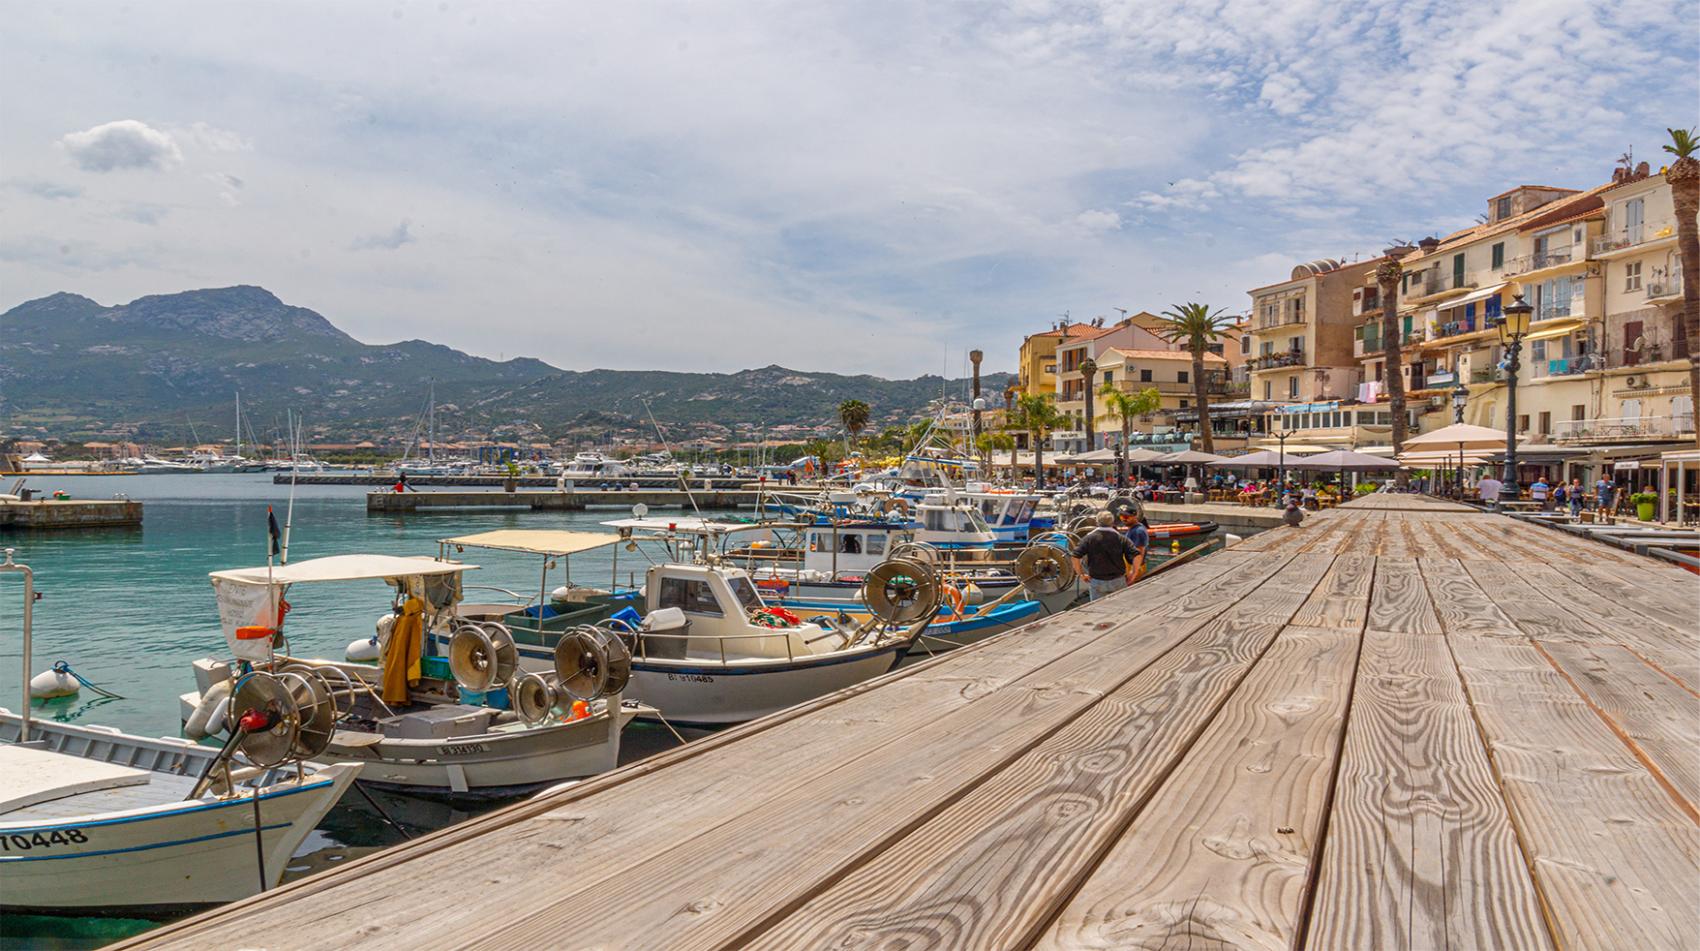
1078,357,1099,450
1099,382,1162,485
976,431,1014,476
1154,303,1238,452
837,399,871,450
1664,128,1700,448
1376,255,1410,486
1011,393,1066,488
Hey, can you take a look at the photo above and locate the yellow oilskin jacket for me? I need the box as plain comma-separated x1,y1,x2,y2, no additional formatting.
381,597,424,704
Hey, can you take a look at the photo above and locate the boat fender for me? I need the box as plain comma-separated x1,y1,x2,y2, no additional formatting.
184,679,234,739
1224,532,1243,548
28,666,79,699
961,582,985,606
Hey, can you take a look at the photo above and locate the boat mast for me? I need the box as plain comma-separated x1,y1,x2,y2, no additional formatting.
235,391,242,459
428,380,436,465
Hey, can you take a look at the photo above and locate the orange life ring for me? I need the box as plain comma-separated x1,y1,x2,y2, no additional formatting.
942,584,966,621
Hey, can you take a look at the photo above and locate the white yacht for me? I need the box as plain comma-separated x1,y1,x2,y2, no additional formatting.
560,451,632,480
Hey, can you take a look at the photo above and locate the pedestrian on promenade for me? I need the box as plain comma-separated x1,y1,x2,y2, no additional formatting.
1595,476,1615,513
1118,511,1151,581
1530,476,1550,510
1568,478,1585,517
1070,510,1140,601
1477,474,1503,503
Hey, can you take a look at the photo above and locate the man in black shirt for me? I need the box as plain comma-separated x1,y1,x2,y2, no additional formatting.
1071,510,1140,601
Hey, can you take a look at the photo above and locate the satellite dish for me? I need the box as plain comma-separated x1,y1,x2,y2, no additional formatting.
447,622,518,692
555,628,610,702
511,671,558,725
632,502,649,518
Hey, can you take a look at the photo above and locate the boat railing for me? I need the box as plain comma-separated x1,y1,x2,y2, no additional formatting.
632,618,863,666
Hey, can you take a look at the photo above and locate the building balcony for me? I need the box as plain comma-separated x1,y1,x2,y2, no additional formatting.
1248,351,1306,371
1409,270,1476,300
1646,272,1684,303
1253,313,1308,331
1500,247,1575,277
1470,367,1506,384
1591,225,1677,258
1553,414,1694,444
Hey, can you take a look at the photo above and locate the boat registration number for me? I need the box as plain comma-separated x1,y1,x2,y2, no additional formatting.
436,742,491,756
665,673,714,683
1,829,88,851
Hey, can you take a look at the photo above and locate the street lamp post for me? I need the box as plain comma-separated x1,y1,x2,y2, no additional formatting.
1451,381,1470,497
1498,292,1534,505
1275,429,1294,507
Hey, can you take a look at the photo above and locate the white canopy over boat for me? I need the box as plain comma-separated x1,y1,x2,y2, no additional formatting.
209,553,474,586
442,529,619,556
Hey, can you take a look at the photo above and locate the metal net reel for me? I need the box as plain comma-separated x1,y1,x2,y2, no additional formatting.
554,627,610,702
510,671,559,725
1014,544,1077,595
447,620,519,693
860,557,943,625
1030,529,1080,550
889,541,940,567
1067,515,1099,536
228,671,303,768
596,625,633,696
275,668,338,760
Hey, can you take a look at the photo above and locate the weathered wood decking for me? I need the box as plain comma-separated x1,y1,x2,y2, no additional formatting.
122,496,1699,950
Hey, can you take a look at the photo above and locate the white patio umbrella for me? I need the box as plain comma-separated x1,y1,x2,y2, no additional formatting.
1403,423,1523,451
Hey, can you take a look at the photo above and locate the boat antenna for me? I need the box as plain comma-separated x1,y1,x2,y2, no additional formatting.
281,410,300,564
641,397,701,517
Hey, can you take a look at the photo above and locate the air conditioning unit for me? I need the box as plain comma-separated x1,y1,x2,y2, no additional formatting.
1625,374,1646,388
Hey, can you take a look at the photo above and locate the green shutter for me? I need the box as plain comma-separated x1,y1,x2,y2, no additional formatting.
1452,253,1465,288
1491,243,1504,269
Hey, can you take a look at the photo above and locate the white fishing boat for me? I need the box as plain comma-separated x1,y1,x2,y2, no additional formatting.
0,551,360,916
560,451,632,480
178,554,648,796
432,526,930,727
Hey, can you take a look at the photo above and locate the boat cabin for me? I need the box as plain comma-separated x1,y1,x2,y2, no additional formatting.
913,497,997,550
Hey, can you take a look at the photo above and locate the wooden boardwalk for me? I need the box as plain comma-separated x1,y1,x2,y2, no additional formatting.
123,496,1699,950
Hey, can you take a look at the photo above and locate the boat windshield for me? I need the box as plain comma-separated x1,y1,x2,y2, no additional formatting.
964,510,992,533
726,576,764,611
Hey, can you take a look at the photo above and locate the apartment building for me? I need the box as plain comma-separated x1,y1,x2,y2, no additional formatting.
1050,311,1244,452
1015,321,1099,401
1245,258,1380,405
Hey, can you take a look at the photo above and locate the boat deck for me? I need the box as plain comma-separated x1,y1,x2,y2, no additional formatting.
119,495,1699,950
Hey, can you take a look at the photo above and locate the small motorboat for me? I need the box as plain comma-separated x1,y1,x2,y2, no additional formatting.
179,553,647,797
435,525,932,727
1,550,360,916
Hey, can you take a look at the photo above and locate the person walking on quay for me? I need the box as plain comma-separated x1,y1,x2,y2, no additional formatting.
1595,475,1616,514
1118,510,1151,581
1071,510,1140,601
1477,473,1503,504
1530,476,1551,510
1568,478,1585,517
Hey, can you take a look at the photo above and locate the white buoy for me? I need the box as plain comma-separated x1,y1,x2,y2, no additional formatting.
346,637,381,662
29,667,78,699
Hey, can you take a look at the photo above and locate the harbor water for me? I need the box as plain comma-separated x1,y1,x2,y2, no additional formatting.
0,473,695,948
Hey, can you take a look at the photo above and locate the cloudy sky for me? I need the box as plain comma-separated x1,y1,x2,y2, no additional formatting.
4,0,1695,377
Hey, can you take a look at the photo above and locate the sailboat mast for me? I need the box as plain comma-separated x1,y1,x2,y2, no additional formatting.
235,392,242,459
427,380,436,464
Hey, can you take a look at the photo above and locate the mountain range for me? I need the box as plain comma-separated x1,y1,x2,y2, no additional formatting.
0,286,1009,445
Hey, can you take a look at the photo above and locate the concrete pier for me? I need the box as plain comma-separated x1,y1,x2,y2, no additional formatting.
366,488,766,513
0,499,143,530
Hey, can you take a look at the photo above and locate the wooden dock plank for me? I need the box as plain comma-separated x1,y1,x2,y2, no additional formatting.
1290,552,1374,630
1033,625,1364,950
1537,641,1700,821
1447,634,1700,951
1365,558,1441,635
739,555,1334,950
1306,629,1553,951
464,556,1309,949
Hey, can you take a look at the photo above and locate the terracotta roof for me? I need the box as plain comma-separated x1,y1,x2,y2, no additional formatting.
1486,184,1580,201
1102,347,1228,364
1401,181,1615,263
1520,202,1604,232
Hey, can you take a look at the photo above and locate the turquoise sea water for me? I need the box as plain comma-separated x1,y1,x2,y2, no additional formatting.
0,473,691,948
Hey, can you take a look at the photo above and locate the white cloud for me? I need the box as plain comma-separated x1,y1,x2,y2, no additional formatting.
351,220,415,251
205,171,244,206
181,121,251,153
1075,209,1123,232
57,119,182,172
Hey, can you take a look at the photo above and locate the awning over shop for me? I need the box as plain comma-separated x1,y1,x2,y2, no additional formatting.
1435,282,1509,311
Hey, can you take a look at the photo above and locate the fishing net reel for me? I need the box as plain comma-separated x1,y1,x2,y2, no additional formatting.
446,619,519,693
860,558,943,625
1014,544,1077,595
509,626,633,726
889,541,941,567
226,669,338,766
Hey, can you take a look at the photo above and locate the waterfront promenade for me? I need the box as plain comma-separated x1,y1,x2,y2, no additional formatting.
124,495,1699,950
